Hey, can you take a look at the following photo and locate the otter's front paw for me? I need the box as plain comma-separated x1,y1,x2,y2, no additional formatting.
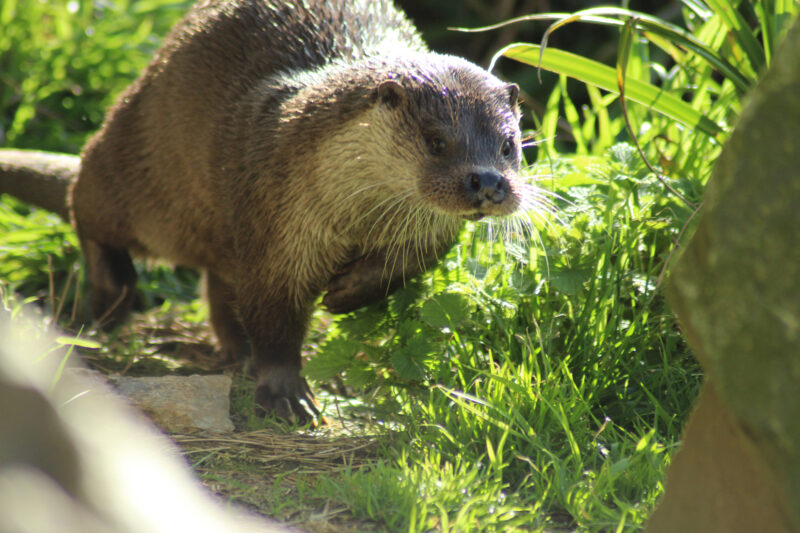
254,366,319,424
323,257,393,313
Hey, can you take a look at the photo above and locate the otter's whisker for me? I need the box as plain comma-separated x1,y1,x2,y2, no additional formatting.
366,190,416,259
387,203,420,285
337,179,401,204
353,188,415,243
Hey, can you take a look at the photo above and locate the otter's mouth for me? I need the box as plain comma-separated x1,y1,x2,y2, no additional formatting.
463,212,486,221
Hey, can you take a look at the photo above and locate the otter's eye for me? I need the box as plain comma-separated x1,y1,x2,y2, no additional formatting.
427,136,447,156
501,138,514,158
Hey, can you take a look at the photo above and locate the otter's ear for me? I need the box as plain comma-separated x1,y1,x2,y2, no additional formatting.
377,80,406,108
505,83,520,107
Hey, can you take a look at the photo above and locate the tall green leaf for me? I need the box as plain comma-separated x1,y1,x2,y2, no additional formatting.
493,43,725,142
703,0,766,73
468,7,754,93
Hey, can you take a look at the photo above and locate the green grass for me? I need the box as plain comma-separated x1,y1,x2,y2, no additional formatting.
0,0,737,531
1,0,191,151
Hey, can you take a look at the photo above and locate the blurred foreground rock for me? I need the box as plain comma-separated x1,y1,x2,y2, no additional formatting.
647,16,800,533
0,313,287,533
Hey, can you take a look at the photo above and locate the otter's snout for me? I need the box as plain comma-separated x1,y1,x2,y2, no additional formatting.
465,171,508,206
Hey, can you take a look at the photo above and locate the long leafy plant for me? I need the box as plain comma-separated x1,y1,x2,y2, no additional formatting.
469,0,798,192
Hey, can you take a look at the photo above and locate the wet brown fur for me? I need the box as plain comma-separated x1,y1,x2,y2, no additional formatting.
1,0,524,421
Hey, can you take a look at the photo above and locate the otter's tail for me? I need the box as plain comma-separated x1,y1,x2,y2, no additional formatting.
0,149,78,220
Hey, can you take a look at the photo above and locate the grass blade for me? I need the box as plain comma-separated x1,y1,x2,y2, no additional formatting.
585,85,615,148
704,0,766,74
541,82,561,157
559,75,587,154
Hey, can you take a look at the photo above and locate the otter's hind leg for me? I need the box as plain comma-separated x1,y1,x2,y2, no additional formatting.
80,238,138,328
206,271,250,363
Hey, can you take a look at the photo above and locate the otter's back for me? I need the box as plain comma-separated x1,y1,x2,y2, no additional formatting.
76,0,425,267
163,0,425,94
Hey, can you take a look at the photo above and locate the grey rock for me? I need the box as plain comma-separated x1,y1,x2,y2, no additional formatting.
111,374,235,434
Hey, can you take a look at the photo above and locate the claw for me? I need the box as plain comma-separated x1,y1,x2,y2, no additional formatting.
254,366,319,424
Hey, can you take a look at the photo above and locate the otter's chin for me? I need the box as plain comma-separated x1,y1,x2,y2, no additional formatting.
463,213,485,221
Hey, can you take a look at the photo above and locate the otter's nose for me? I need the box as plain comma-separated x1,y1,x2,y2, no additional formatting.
465,171,508,205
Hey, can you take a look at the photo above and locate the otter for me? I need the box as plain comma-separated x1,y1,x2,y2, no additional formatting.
0,0,526,422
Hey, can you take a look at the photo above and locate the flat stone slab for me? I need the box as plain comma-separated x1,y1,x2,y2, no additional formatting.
110,374,235,434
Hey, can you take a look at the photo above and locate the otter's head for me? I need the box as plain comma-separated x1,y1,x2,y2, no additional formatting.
373,55,523,220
